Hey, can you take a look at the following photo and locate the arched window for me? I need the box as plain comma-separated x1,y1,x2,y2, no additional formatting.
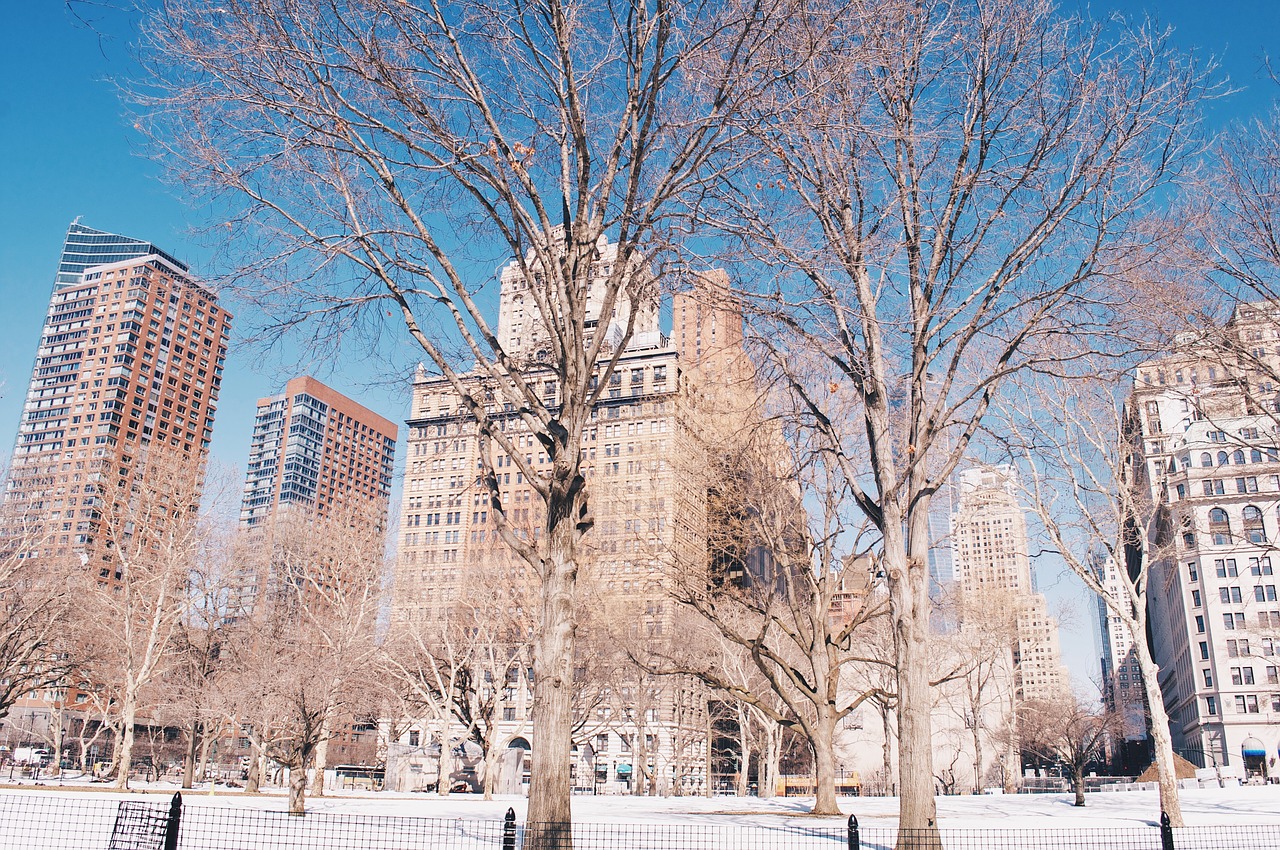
1218,451,1230,465
1251,449,1263,463
1244,505,1267,544
1181,455,1192,469
1201,453,1213,467
1233,450,1246,465
1209,508,1231,545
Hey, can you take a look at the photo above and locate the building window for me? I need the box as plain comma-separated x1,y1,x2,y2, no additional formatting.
1209,508,1232,544
1203,669,1213,687
1206,696,1218,716
1244,505,1267,543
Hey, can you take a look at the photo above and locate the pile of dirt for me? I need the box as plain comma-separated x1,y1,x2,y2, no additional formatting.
1136,754,1199,782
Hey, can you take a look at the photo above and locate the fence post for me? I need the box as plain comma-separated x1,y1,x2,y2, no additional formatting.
503,806,517,850
1160,811,1174,850
847,813,859,850
163,792,182,850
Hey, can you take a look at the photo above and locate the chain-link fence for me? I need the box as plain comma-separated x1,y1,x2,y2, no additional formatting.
1,791,1276,850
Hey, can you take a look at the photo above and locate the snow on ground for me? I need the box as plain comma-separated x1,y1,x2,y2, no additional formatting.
3,777,1280,828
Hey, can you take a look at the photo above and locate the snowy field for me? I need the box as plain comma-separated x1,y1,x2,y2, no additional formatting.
2,779,1279,828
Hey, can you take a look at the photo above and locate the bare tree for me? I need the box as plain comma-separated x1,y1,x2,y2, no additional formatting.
1020,692,1121,808
942,587,1020,794
240,505,387,814
139,0,796,836
382,563,534,799
0,497,76,725
1207,88,1280,300
74,450,213,789
162,523,237,790
659,408,891,814
694,1,1207,838
1001,373,1185,824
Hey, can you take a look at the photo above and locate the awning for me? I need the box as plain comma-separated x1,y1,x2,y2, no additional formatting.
616,764,632,775
1242,737,1266,757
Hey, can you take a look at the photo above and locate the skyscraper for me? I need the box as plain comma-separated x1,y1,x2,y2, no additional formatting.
951,465,1068,703
4,225,231,562
1128,302,1280,778
238,375,397,528
388,245,757,794
1093,552,1150,768
52,219,189,290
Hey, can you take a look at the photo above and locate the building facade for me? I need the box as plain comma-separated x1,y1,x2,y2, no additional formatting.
239,375,397,528
1094,553,1151,767
4,233,231,562
1128,303,1280,778
1,225,230,758
951,465,1069,703
387,243,758,794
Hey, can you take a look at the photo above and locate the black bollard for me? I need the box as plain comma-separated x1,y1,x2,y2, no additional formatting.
847,813,860,850
503,807,517,850
163,792,183,850
1160,811,1175,850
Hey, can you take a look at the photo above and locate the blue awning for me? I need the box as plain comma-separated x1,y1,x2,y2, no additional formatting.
616,764,632,775
1242,737,1266,757
1243,747,1267,757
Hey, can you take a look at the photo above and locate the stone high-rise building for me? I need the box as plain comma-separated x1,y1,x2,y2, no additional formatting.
951,465,1068,702
1128,302,1280,778
1093,552,1150,768
389,243,759,794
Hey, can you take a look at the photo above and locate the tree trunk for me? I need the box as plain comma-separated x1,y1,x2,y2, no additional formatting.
482,742,499,800
197,728,215,785
1072,764,1085,807
182,719,201,789
735,707,751,797
311,732,329,797
892,541,940,849
760,722,780,799
50,705,64,778
526,534,577,849
1135,637,1184,826
970,711,983,794
1002,683,1020,795
436,719,453,796
245,738,262,794
811,708,841,815
288,763,308,815
880,700,894,791
115,692,137,790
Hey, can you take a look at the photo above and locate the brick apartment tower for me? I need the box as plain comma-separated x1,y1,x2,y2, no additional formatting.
4,222,231,563
238,375,397,529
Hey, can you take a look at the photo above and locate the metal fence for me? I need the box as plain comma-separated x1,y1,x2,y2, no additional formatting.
1,791,1278,850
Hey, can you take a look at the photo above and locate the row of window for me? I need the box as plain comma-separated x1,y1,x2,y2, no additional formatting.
1205,693,1280,715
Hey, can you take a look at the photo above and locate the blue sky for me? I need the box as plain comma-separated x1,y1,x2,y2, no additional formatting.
0,1,1277,687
